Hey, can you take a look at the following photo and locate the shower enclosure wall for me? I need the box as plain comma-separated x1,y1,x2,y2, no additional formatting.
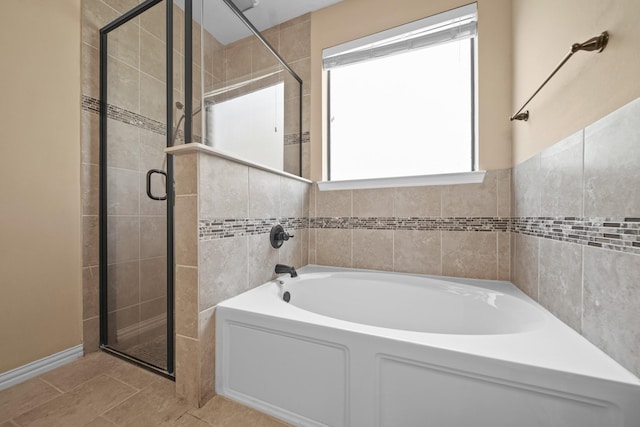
98,0,303,379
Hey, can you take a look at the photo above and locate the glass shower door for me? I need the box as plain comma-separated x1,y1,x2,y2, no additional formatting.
99,0,175,375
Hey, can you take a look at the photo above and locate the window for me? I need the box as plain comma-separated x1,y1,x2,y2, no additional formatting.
324,4,477,182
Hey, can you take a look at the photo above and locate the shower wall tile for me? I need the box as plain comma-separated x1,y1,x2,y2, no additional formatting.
83,216,99,268
352,230,393,271
103,0,143,15
140,256,167,301
107,261,140,310
252,36,279,73
139,128,164,170
139,173,167,216
199,237,248,311
540,130,583,217
140,296,165,322
497,232,510,281
107,305,140,348
140,73,165,123
83,317,100,354
442,231,497,280
81,43,100,99
280,177,307,218
175,195,198,267
278,229,304,269
82,0,118,49
512,154,540,217
316,187,352,217
107,216,140,264
106,57,139,113
538,239,582,332
107,168,139,215
353,189,395,218
308,228,317,264
279,18,310,63
583,247,640,377
108,21,140,69
107,119,140,171
394,186,441,217
290,58,310,96
393,230,441,275
176,265,198,339
225,39,251,81
82,164,99,215
199,155,248,219
140,215,167,259
83,267,99,320
176,335,200,407
139,1,165,41
584,97,640,217
441,170,497,217
316,229,352,268
248,234,279,287
140,29,166,82
249,168,281,219
512,234,539,300
81,111,99,165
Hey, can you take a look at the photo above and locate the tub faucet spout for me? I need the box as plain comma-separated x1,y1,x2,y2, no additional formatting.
275,264,297,278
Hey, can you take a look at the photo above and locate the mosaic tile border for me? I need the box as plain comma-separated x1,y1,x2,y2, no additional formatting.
284,131,310,146
82,95,204,143
199,217,308,240
513,217,640,255
198,215,640,255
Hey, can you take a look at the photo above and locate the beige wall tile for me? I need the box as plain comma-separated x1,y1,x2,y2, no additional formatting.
175,153,198,196
280,177,309,218
394,186,441,217
353,188,394,217
103,0,143,14
199,307,216,406
513,234,539,300
199,155,249,219
278,231,303,269
83,317,100,354
83,215,99,267
82,42,100,99
308,228,316,264
82,0,118,49
199,237,248,310
82,164,99,216
316,189,351,217
175,335,200,407
249,168,281,219
140,215,167,259
225,39,251,81
175,195,198,267
140,1,165,40
139,173,167,216
513,154,540,217
108,305,140,348
175,265,199,338
496,168,511,217
83,267,99,320
279,20,310,63
107,119,140,171
289,58,310,96
393,230,441,275
248,234,279,287
107,216,139,264
82,111,99,165
442,232,497,280
107,57,139,113
583,247,640,377
353,230,393,271
140,296,165,321
539,239,582,332
442,171,497,217
108,21,139,69
140,73,166,123
106,261,139,311
140,256,167,301
497,232,510,281
316,229,352,268
140,29,166,82
107,168,139,215
139,128,165,171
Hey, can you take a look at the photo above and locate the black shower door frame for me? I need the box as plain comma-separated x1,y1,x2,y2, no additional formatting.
99,0,175,378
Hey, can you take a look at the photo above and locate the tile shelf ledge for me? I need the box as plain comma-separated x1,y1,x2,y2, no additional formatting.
317,171,487,191
166,143,312,184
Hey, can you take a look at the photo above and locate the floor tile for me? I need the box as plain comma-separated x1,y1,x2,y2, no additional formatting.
40,352,120,392
83,416,118,426
189,396,291,427
160,413,210,427
102,377,188,426
14,375,136,427
0,378,61,423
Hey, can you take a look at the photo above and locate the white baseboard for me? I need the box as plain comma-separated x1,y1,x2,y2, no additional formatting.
0,345,83,391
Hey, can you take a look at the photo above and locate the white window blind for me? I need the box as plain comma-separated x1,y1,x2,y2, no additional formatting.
322,3,477,70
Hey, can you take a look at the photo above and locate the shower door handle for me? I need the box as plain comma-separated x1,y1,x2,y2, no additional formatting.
146,169,167,201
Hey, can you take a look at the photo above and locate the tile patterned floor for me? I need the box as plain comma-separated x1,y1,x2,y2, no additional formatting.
0,352,291,427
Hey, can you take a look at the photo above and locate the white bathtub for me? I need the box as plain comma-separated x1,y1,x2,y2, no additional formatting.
215,266,640,426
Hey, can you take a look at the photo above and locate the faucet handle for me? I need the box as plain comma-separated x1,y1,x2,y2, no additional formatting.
270,224,294,248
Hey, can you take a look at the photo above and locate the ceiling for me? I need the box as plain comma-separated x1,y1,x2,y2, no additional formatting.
174,0,343,45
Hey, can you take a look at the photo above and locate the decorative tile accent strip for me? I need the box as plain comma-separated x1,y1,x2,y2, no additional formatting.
200,217,308,240
312,217,510,232
284,131,310,146
82,95,203,143
513,217,640,255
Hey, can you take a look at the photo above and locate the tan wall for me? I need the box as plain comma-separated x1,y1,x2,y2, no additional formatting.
0,0,82,372
512,0,640,164
310,0,513,180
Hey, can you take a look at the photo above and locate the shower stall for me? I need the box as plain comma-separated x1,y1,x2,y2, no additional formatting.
98,0,302,377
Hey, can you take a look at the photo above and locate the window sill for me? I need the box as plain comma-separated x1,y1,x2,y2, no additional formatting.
317,171,486,191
